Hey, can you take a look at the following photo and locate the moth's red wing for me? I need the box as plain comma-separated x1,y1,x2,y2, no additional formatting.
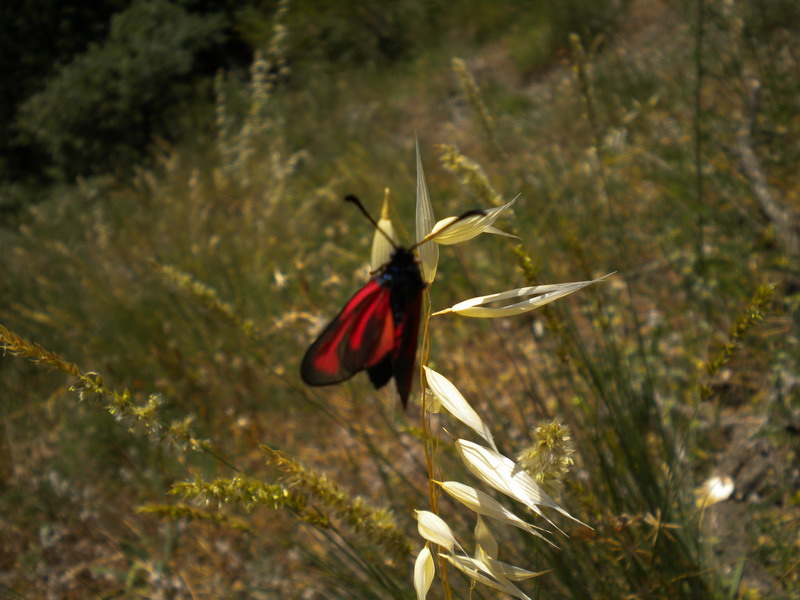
391,289,423,408
301,280,395,386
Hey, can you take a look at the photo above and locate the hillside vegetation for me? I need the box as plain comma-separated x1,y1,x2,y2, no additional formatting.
1,0,798,598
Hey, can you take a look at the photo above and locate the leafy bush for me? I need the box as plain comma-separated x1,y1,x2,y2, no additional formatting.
17,0,226,178
0,0,126,181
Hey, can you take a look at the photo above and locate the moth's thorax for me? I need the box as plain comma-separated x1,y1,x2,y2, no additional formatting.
377,247,425,290
378,247,425,323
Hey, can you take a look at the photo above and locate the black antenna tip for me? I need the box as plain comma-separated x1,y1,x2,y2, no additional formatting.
342,193,398,250
343,195,372,223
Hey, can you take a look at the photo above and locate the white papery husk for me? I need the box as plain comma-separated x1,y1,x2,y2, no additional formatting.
437,481,555,545
428,197,518,245
414,545,435,600
415,510,457,553
370,189,398,271
423,367,497,451
415,138,438,284
474,515,499,559
433,274,613,317
440,553,532,600
455,439,589,533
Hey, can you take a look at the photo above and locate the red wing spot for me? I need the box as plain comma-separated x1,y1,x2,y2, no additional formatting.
301,280,397,385
349,296,395,367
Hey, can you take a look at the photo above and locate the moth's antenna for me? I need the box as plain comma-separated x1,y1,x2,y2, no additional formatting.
344,195,398,249
408,208,486,252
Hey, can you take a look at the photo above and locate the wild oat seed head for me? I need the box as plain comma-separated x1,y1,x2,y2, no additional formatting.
371,188,397,271
415,510,456,553
437,481,553,545
455,439,588,531
428,197,518,245
434,275,613,318
440,553,532,600
423,367,497,451
415,138,439,283
414,546,435,600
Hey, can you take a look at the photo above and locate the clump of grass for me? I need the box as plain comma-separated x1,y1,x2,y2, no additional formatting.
217,0,291,184
1,321,415,595
433,28,783,599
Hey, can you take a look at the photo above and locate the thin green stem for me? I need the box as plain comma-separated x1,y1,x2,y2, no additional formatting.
693,0,707,277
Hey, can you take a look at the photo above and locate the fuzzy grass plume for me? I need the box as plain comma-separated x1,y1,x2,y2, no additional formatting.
263,445,413,561
0,323,207,453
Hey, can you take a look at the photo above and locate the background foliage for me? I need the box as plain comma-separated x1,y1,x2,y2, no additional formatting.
1,0,798,598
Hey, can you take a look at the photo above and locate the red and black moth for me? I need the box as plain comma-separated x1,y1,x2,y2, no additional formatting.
300,195,484,408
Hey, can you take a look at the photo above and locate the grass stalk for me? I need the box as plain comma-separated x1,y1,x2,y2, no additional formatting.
693,0,707,277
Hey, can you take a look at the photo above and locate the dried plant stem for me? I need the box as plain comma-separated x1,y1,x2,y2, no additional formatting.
419,290,454,600
735,135,800,259
420,291,436,510
692,0,707,274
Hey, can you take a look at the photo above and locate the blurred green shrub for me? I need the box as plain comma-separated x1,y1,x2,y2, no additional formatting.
17,0,226,179
0,0,126,181
503,0,630,75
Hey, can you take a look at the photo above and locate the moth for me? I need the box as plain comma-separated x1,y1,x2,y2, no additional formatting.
301,195,482,407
